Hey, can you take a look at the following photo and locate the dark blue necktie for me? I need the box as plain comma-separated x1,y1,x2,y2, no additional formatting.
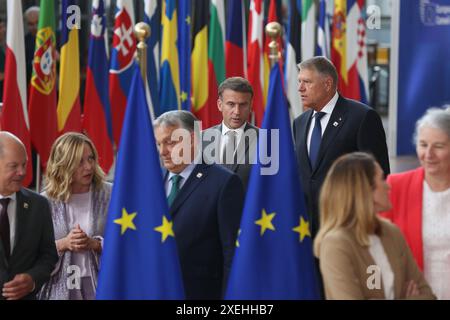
0,198,11,259
309,112,326,168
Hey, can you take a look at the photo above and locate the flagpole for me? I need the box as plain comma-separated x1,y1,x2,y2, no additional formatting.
265,21,282,67
36,155,40,192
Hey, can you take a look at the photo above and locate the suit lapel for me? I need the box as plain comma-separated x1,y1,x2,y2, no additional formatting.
298,109,314,174
11,190,30,257
169,164,209,218
313,96,347,174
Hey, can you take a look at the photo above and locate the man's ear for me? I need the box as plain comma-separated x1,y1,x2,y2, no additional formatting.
217,98,223,112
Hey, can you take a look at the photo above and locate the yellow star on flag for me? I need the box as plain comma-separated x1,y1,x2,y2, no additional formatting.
114,208,137,235
154,215,175,243
235,229,241,248
255,209,276,236
292,216,311,242
185,15,191,25
180,91,188,102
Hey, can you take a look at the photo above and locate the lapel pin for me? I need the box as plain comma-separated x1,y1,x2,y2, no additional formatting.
24,202,29,209
196,173,203,178
333,121,339,127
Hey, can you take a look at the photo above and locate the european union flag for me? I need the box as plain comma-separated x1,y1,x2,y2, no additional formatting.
225,64,320,299
96,65,184,299
178,0,191,111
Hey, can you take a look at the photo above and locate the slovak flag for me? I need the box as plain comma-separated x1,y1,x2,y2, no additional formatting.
109,0,136,146
83,0,114,174
1,0,33,186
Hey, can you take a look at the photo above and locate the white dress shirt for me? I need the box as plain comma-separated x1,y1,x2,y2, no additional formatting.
306,92,339,154
220,122,246,159
368,234,395,300
0,193,17,254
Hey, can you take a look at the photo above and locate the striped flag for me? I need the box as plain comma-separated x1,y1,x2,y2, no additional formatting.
57,0,82,134
285,0,302,120
195,0,225,128
191,0,209,120
316,0,331,58
109,0,136,145
247,0,265,126
301,0,316,60
160,0,181,113
1,0,33,186
28,0,58,167
225,0,246,78
332,0,369,102
83,0,114,174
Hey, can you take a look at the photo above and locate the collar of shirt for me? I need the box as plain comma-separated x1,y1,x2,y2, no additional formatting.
0,193,17,202
167,159,197,192
221,121,246,145
312,91,339,119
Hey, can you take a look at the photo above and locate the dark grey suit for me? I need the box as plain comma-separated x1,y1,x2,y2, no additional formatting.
293,95,390,237
202,123,259,191
0,188,58,300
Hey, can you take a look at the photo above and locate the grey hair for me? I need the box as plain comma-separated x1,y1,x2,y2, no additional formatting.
24,6,40,18
414,106,450,145
153,110,198,132
297,56,338,88
0,131,26,158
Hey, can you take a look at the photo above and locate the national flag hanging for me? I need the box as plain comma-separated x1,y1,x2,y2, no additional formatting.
262,0,281,105
178,1,191,111
285,0,303,120
195,0,225,128
144,0,161,117
247,0,265,127
225,0,246,78
57,0,82,134
301,0,316,60
225,63,320,299
1,0,33,186
83,0,114,174
332,0,368,103
28,0,58,167
109,0,136,145
160,0,181,114
316,0,331,58
191,0,209,121
96,64,184,300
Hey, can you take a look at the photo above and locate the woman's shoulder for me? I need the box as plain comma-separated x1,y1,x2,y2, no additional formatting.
387,167,424,185
321,228,355,248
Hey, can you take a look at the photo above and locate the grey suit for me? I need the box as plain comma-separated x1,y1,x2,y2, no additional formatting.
202,123,259,191
0,188,58,300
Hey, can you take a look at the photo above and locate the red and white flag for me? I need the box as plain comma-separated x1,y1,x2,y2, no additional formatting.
1,0,33,186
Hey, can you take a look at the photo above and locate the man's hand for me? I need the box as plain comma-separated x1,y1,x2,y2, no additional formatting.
2,273,35,300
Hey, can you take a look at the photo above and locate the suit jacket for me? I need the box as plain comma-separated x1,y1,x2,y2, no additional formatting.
202,123,259,191
318,219,435,300
0,188,58,300
167,163,244,300
379,167,424,270
293,95,390,236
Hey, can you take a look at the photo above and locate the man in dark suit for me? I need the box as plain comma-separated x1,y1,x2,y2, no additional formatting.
0,132,57,300
154,110,245,300
202,77,259,191
293,56,390,237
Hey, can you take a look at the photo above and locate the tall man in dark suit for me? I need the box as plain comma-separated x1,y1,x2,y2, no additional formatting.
154,110,245,300
202,77,259,191
0,132,57,300
293,56,390,237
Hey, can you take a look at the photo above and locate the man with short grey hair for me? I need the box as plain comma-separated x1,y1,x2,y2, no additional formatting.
0,132,57,300
154,110,245,299
293,56,390,238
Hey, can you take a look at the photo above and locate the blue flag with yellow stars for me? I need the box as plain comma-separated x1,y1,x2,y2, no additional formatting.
225,64,320,299
96,64,184,299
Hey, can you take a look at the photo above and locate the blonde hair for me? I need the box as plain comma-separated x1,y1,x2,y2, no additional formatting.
314,152,380,257
44,132,105,202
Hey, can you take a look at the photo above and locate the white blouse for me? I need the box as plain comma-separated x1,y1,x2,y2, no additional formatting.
422,181,450,300
368,235,395,300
